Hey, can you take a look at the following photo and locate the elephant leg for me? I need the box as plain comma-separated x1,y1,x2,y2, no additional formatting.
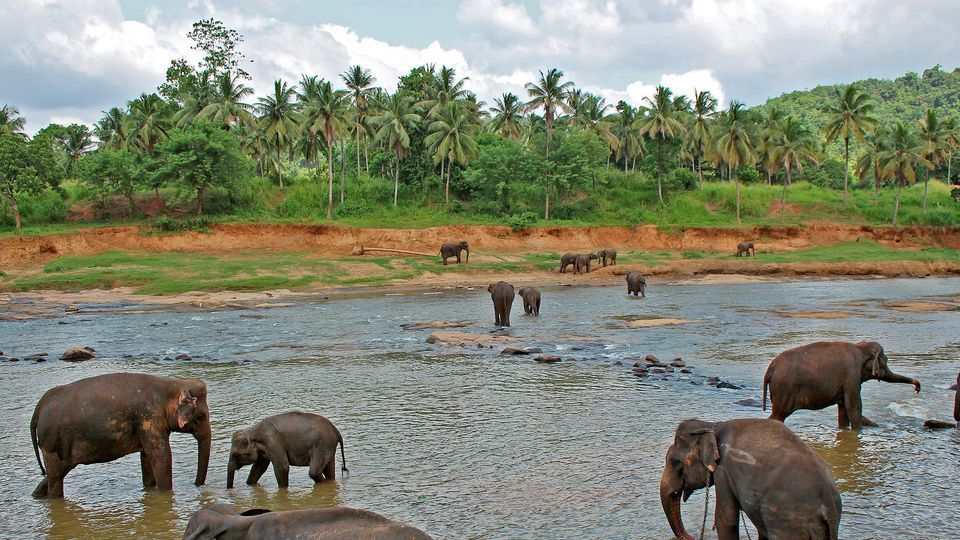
142,437,173,490
34,450,72,498
837,402,851,429
844,387,866,430
713,484,741,540
266,447,291,488
140,451,157,488
246,457,270,485
861,416,879,427
322,450,336,482
308,450,324,483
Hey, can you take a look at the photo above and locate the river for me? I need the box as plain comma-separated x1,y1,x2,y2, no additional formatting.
1,277,958,539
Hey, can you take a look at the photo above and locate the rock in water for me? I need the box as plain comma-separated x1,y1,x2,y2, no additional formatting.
670,358,685,368
923,419,957,430
64,305,80,313
535,354,562,363
501,347,541,356
735,398,763,408
61,347,95,362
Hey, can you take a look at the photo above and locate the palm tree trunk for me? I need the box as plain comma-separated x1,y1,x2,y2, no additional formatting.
277,144,284,188
656,139,664,203
339,138,346,204
767,168,772,186
842,137,850,209
393,154,400,207
735,167,741,225
544,190,550,220
326,142,334,220
893,176,902,226
154,186,162,206
445,162,451,205
197,186,205,216
698,157,703,190
948,150,953,184
364,143,369,177
922,167,929,214
782,163,790,222
356,128,361,176
440,157,445,199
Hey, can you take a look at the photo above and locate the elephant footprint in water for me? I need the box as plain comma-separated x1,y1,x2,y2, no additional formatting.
227,411,346,489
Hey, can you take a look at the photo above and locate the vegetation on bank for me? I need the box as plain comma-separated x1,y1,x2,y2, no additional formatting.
2,241,957,295
2,19,959,235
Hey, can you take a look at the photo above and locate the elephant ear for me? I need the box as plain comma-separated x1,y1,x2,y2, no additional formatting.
857,342,883,377
691,428,719,473
487,283,496,292
240,508,272,516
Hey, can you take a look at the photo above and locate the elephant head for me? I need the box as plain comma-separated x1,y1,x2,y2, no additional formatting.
855,341,921,392
172,383,211,487
183,504,272,539
660,419,720,540
458,240,469,263
226,429,260,489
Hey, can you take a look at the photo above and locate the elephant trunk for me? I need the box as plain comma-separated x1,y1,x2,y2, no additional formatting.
660,471,694,540
881,370,921,393
953,385,958,422
194,423,211,486
227,455,237,489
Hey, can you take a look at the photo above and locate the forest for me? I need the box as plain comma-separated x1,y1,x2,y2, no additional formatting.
1,18,958,233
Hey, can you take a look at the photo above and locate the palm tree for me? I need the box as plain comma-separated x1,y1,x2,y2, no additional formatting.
60,124,95,177
688,90,717,188
418,66,470,119
524,68,573,218
577,94,618,171
197,71,255,129
942,117,958,185
636,85,687,202
371,93,421,207
256,80,303,188
171,70,214,127
95,107,128,150
341,65,377,175
425,102,479,203
768,116,820,221
0,105,27,138
489,93,523,140
824,84,877,209
757,107,787,186
877,122,933,226
713,101,757,225
917,108,946,213
613,101,643,171
125,93,169,155
302,78,350,219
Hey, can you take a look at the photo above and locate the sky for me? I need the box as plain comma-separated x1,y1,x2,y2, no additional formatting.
2,0,958,133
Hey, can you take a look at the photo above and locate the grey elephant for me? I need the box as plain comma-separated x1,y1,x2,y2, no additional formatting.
574,253,597,274
488,281,515,326
31,373,211,498
736,241,755,257
661,418,841,540
597,248,617,267
227,411,346,489
625,271,646,297
439,241,469,265
763,341,920,430
559,252,578,273
183,504,433,539
518,286,541,315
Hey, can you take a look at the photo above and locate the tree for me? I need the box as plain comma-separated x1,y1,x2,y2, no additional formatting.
152,122,250,215
713,101,757,224
575,95,618,174
418,66,469,119
341,65,377,175
613,101,643,171
942,117,959,185
371,93,421,207
0,134,64,228
877,122,933,226
824,84,877,209
768,116,820,221
302,79,350,219
424,102,479,203
96,107,129,150
186,18,250,80
57,124,95,177
256,80,303,188
126,93,170,155
917,108,946,213
688,90,717,189
636,85,687,202
79,149,141,214
489,93,523,140
0,105,27,138
197,71,255,129
524,68,574,218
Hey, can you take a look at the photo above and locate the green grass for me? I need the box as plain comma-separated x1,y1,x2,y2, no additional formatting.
749,240,960,264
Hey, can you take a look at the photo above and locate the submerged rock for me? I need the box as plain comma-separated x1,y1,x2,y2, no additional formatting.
716,381,741,390
735,398,763,408
402,320,471,330
535,354,562,363
61,347,95,362
500,347,542,356
175,354,192,361
426,331,517,346
923,419,957,430
64,305,80,313
670,358,685,368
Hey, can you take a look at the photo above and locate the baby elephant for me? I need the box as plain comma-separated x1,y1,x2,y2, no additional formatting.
183,504,433,539
439,240,469,265
575,253,598,274
227,412,346,489
559,252,578,273
736,241,755,257
488,281,515,326
597,248,617,267
625,271,646,297
518,286,541,315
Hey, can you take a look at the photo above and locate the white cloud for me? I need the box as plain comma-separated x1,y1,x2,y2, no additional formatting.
456,0,536,37
588,69,724,108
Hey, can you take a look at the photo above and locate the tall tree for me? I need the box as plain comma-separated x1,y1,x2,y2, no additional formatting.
96,107,129,150
424,102,479,203
58,124,95,177
636,85,687,202
576,94,618,172
371,93,421,207
713,101,757,225
613,101,643,171
824,84,877,209
0,134,64,228
877,122,933,226
302,79,350,219
255,80,302,188
418,66,469,119
125,93,169,155
768,116,820,221
524,68,573,218
489,93,523,140
917,108,946,213
688,90,717,189
197,71,255,129
341,65,377,175
186,18,251,80
0,105,27,138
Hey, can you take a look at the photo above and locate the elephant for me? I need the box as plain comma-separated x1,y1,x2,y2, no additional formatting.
518,286,541,315
183,503,433,539
488,281,515,327
661,418,841,540
954,370,959,424
558,252,578,273
574,253,598,274
439,241,469,265
597,248,617,267
227,411,347,489
736,241,756,257
625,271,646,297
30,372,210,498
763,341,921,430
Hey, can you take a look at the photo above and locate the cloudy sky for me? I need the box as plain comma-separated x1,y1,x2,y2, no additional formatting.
2,0,957,132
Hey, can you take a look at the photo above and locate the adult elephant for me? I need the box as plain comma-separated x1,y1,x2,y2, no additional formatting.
625,271,646,297
661,418,841,540
597,248,617,267
558,252,578,273
31,373,211,498
227,412,347,489
763,341,920,430
575,253,597,274
736,241,755,257
488,281,515,327
439,241,469,265
518,286,541,316
183,504,433,539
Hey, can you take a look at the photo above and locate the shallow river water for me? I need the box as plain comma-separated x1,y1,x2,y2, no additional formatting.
1,277,958,539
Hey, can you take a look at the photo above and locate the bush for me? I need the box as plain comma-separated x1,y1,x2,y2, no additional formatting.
737,166,761,184
669,168,699,191
152,215,212,232
333,200,368,218
507,211,538,232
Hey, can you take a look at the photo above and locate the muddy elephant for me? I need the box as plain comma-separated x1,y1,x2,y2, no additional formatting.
183,504,433,539
488,281,515,327
227,412,346,489
763,341,920,430
597,248,617,267
661,418,841,540
31,373,211,498
625,271,646,297
518,286,541,316
575,253,597,274
559,252,578,273
736,241,755,257
439,241,469,265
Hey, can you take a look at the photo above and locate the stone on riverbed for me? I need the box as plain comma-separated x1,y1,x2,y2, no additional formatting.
403,320,471,330
670,358,685,368
426,331,518,347
624,318,698,329
923,419,957,430
61,347,95,362
64,305,80,313
501,347,543,356
735,398,763,408
535,354,562,363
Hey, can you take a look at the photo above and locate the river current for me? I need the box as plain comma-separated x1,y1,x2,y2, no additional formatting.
1,277,958,539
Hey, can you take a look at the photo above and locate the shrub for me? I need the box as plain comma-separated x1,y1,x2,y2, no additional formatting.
507,211,538,232
669,168,699,191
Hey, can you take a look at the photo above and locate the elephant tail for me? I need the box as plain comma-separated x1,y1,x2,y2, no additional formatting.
338,433,348,475
762,376,768,412
31,407,45,476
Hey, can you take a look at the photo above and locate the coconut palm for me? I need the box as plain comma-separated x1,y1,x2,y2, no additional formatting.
418,66,470,119
524,68,574,155
301,79,350,219
768,116,820,221
757,107,787,186
576,94,618,169
489,93,523,140
824,84,877,209
256,80,303,188
171,71,215,127
877,122,934,226
197,71,255,129
713,101,757,224
636,85,687,202
942,117,959,185
425,102,479,204
341,65,377,176
687,90,717,188
59,124,95,177
613,101,643,172
371,93,421,207
0,105,27,138
856,126,890,206
95,107,128,150
125,93,169,155
917,108,946,213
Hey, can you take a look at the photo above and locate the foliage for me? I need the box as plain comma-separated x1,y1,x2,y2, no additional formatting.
507,211,539,231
